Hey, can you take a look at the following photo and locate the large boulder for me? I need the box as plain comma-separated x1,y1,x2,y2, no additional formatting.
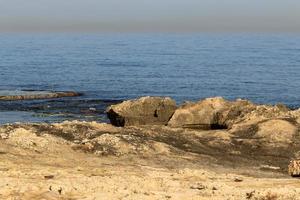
106,96,177,127
168,97,233,129
167,96,296,130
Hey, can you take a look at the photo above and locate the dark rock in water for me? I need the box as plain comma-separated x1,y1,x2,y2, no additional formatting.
106,96,177,126
0,90,81,101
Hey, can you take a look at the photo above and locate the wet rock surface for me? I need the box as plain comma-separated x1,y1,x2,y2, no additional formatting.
0,90,81,101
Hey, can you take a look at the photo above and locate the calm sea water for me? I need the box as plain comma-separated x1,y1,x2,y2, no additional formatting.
0,33,300,124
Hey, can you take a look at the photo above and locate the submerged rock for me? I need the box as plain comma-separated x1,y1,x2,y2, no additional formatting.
106,96,177,126
0,90,80,101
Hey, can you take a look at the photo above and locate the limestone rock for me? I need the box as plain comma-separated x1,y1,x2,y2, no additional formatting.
106,96,177,126
288,160,300,177
256,119,297,143
167,97,258,129
168,97,232,129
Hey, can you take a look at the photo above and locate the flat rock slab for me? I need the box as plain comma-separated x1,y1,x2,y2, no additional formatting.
0,90,80,101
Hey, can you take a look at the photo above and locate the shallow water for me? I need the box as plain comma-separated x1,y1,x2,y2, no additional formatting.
0,33,300,124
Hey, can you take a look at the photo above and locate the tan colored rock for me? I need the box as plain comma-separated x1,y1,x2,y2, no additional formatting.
106,96,177,126
217,99,256,127
288,160,300,177
168,97,260,130
256,119,297,143
168,97,229,129
290,108,300,124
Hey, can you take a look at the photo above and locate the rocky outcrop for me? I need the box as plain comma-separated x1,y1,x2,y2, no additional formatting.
167,96,299,132
0,90,80,101
227,104,299,144
167,97,257,129
106,96,299,135
106,96,177,126
167,97,229,129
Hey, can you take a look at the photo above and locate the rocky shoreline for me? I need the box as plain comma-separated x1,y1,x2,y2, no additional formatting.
1,96,300,199
0,90,81,101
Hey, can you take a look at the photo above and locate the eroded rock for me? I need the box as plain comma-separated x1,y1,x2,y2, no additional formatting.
288,160,300,177
167,97,257,129
168,97,230,129
256,119,298,144
106,96,177,126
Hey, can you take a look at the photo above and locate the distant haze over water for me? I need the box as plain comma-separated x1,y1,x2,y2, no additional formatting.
0,33,300,123
0,0,300,32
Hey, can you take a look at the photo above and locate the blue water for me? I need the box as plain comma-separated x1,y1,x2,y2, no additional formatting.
0,33,300,123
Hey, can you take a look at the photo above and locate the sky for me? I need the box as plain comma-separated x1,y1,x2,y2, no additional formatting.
0,0,299,32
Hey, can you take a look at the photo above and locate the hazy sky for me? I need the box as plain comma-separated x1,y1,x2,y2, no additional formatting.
0,0,299,32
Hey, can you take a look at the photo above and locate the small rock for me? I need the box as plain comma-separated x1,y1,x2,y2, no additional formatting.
0,133,8,139
212,186,218,190
73,140,81,144
58,187,63,195
246,190,255,199
89,107,97,111
288,159,300,177
234,177,243,182
0,168,9,171
44,175,54,179
190,183,206,190
82,139,90,144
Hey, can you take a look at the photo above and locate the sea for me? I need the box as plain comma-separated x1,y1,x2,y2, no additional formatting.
0,33,300,124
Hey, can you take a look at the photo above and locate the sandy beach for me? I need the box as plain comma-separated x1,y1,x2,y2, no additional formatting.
1,97,300,199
